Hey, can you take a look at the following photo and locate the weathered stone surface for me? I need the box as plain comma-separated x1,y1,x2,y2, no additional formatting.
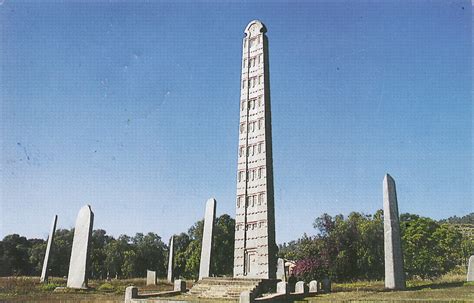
174,279,186,292
276,281,289,294
146,270,156,286
124,286,138,303
294,281,307,294
234,20,277,279
199,198,216,280
40,215,57,283
240,290,254,303
383,174,406,290
322,278,331,293
467,255,474,282
67,205,94,289
309,280,319,293
276,258,286,281
167,235,175,282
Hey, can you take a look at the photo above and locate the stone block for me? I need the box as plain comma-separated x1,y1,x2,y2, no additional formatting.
309,280,319,293
199,198,216,280
468,255,474,282
146,270,156,286
124,286,138,303
322,278,331,293
295,281,308,294
239,290,254,303
67,205,94,289
276,281,289,294
174,279,186,292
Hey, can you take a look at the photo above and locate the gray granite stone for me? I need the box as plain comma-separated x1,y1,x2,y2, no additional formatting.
276,281,289,294
67,205,94,289
322,278,331,293
199,198,216,280
239,290,254,303
295,281,308,294
40,215,57,283
309,280,319,293
124,286,138,303
146,270,156,286
383,174,406,290
467,255,474,282
167,235,175,282
276,258,286,281
174,279,186,292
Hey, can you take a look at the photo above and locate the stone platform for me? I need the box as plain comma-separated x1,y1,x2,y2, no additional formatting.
188,277,278,299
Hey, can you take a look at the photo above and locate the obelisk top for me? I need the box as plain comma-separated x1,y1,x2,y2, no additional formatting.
244,20,267,37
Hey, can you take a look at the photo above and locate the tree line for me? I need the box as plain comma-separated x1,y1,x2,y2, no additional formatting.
279,211,474,282
0,214,235,280
1,211,472,281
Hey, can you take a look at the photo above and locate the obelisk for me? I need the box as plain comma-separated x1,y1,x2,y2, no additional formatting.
233,20,276,279
383,174,406,290
67,205,94,289
199,198,216,280
167,235,175,282
467,255,474,282
40,215,58,283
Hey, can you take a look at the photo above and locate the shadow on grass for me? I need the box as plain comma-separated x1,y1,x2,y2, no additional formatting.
407,281,465,291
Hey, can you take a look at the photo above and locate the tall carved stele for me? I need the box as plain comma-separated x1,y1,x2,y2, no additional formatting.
233,20,276,279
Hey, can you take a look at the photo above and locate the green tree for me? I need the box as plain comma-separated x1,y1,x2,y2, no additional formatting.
0,234,32,275
401,215,464,278
49,229,73,277
28,239,46,275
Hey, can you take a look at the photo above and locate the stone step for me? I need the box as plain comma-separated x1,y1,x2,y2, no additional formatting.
189,277,263,299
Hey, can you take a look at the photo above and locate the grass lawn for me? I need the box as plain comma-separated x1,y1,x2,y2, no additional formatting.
301,276,474,302
0,274,473,302
0,276,173,302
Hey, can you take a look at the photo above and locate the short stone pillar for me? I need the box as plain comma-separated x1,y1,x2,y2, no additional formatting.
276,258,286,281
295,281,308,294
240,290,254,303
467,255,474,282
276,281,289,294
124,286,138,303
146,270,156,286
322,278,331,293
309,280,319,293
174,279,186,292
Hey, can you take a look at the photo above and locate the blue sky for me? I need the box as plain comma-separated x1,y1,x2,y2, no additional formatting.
1,1,472,244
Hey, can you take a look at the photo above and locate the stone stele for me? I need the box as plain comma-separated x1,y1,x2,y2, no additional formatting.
167,235,175,282
40,215,57,283
146,270,157,285
467,255,474,282
276,258,286,281
383,174,406,290
233,20,277,279
67,205,94,289
199,198,216,280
